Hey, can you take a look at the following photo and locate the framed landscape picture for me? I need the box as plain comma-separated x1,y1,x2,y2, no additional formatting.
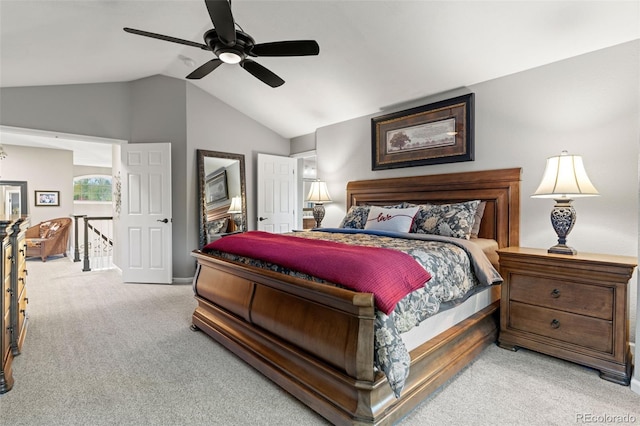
371,93,474,170
205,170,228,208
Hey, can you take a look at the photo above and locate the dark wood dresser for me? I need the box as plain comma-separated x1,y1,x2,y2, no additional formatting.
1,215,29,394
497,247,637,385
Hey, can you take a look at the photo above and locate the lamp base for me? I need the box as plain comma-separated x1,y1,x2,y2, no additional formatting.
312,203,325,228
548,244,577,255
233,214,243,232
549,198,577,255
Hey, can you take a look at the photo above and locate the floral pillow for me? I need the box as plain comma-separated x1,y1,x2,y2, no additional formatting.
207,218,229,238
364,206,419,233
38,221,60,238
39,221,52,238
412,200,481,239
339,206,370,229
470,201,487,238
48,222,61,237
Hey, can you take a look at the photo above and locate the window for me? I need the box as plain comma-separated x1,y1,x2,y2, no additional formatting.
73,175,112,202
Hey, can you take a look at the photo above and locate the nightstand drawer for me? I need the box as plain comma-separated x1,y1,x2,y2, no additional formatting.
509,274,613,320
509,301,612,353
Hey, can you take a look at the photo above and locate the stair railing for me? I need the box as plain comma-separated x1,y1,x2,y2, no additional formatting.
72,215,114,271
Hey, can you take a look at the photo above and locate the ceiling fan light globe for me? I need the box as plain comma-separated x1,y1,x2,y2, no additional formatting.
218,51,242,64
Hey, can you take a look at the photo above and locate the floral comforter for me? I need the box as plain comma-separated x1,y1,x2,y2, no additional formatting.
204,228,502,397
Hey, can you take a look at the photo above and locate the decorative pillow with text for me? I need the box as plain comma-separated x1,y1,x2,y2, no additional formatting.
339,203,413,229
364,206,419,233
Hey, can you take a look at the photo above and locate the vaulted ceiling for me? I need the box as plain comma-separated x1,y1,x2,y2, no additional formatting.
1,1,638,142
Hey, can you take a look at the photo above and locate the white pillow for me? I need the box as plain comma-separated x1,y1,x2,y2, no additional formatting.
364,206,419,233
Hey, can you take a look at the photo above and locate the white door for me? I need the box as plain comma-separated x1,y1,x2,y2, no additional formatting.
257,153,297,233
5,190,20,216
120,143,173,283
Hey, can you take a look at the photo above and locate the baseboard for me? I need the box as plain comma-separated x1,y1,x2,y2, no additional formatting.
172,276,194,284
109,265,191,284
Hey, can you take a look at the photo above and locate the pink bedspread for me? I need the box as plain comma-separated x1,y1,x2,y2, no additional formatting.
204,231,432,314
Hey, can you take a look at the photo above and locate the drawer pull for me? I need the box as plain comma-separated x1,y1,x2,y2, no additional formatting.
550,319,560,329
550,288,561,298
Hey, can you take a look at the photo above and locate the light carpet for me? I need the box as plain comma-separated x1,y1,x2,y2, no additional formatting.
1,256,639,425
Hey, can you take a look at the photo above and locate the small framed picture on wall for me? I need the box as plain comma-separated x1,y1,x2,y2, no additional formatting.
35,190,60,206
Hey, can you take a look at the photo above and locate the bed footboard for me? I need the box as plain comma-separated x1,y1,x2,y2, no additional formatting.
191,251,498,425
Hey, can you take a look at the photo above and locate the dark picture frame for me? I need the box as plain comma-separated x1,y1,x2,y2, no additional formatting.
371,93,474,170
35,190,60,206
205,170,228,208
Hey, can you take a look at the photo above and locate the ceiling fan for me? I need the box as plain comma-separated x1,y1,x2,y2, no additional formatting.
124,0,319,88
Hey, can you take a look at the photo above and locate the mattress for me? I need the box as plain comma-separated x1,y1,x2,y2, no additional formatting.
402,284,500,352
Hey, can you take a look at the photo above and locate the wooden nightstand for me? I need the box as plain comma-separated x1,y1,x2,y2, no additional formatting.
497,247,637,385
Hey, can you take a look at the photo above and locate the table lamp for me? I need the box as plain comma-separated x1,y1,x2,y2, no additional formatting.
227,196,243,231
531,150,599,255
306,181,332,228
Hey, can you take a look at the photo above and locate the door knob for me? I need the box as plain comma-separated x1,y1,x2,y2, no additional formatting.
259,217,268,221
157,218,169,223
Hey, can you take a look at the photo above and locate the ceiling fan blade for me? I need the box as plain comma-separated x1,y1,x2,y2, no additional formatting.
186,59,223,80
252,40,320,57
241,59,284,88
205,0,236,46
124,27,210,50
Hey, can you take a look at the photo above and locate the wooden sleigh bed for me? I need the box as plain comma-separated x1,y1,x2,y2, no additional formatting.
191,168,521,425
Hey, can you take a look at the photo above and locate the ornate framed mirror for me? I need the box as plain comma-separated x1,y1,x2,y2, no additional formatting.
197,150,246,247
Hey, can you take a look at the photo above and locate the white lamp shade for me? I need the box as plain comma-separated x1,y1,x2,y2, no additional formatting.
532,151,599,198
306,181,332,204
227,196,242,213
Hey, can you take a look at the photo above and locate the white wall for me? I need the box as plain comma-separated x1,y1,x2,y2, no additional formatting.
290,133,316,155
1,144,74,225
186,83,290,242
635,174,640,393
128,75,191,279
74,165,112,177
0,76,290,280
311,41,639,343
0,83,131,140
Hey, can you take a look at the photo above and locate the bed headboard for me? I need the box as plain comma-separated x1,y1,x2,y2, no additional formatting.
346,168,521,248
205,204,236,233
